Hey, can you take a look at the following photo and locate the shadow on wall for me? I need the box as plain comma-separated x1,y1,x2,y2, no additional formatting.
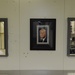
0,70,75,75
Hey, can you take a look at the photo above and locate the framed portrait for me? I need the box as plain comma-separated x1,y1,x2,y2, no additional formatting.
30,18,56,50
37,25,49,44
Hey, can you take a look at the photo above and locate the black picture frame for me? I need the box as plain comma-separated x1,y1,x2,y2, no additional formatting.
67,18,75,56
0,18,8,56
30,18,56,50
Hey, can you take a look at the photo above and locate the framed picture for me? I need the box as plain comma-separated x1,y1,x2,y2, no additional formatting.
0,18,8,56
67,18,75,56
30,18,56,50
37,25,49,44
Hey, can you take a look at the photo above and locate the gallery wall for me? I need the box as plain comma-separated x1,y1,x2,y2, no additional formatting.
0,0,74,70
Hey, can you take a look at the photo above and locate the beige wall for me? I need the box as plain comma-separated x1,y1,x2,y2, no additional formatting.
0,0,20,70
64,0,75,70
0,0,74,70
20,0,64,70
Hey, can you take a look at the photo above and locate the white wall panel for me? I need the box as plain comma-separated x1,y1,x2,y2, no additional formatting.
20,0,64,70
0,0,20,70
64,0,75,70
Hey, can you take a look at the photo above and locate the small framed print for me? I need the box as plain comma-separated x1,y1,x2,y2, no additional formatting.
30,18,56,50
0,18,8,56
67,18,75,56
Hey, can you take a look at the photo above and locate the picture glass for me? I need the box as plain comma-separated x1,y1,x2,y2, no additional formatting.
37,25,49,44
0,18,8,56
67,18,75,56
30,19,56,50
70,21,75,48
